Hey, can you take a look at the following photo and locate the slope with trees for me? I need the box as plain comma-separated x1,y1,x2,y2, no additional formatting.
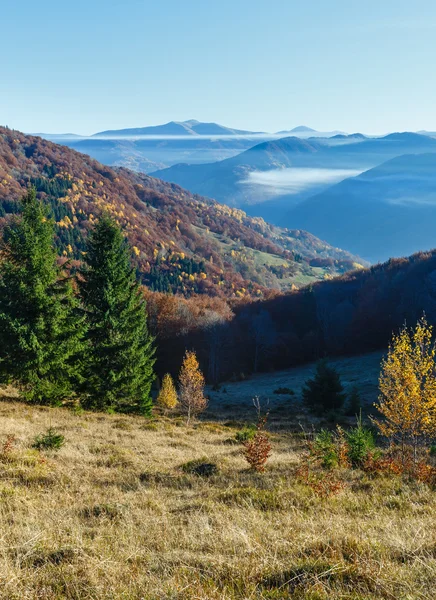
0,126,363,297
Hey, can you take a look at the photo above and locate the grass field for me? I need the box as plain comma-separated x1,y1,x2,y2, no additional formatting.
0,356,435,600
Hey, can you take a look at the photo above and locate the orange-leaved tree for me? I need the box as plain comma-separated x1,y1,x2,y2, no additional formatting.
157,373,178,413
373,316,436,461
179,351,207,424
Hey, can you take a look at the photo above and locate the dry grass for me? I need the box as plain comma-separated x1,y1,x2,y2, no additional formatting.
0,398,434,599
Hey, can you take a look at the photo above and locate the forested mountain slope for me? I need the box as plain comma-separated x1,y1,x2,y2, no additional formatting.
0,127,362,298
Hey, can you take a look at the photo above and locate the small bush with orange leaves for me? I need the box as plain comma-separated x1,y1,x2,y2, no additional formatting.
295,462,346,498
243,413,272,473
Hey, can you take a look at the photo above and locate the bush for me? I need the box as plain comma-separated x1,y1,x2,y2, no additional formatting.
32,428,65,451
313,430,339,469
273,387,294,395
302,360,345,414
243,411,272,473
181,459,219,477
345,416,375,467
235,425,256,443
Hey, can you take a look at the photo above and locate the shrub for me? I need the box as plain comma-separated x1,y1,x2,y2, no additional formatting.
32,428,65,451
302,360,345,414
181,459,218,477
313,430,339,469
273,387,294,395
345,416,375,467
235,425,256,443
243,404,272,473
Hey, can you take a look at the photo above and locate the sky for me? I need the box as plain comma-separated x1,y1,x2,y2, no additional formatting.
2,0,436,135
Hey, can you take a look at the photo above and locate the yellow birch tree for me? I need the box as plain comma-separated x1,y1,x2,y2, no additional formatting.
374,316,436,460
157,373,178,413
179,350,207,424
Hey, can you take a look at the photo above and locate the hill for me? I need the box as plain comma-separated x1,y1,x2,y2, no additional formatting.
151,132,436,219
156,246,436,384
0,127,362,298
93,120,262,138
151,136,324,206
286,152,436,263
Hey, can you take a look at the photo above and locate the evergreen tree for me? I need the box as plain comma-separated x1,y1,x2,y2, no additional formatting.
79,215,155,414
0,188,85,404
302,359,345,414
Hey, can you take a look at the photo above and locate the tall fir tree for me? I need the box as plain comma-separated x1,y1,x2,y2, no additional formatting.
0,188,86,404
79,215,155,414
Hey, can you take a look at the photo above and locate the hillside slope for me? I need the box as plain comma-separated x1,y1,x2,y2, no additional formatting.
0,127,362,297
286,152,436,263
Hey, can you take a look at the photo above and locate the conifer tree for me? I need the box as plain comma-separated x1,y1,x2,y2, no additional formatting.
79,215,155,414
0,188,85,404
302,359,345,414
157,373,178,412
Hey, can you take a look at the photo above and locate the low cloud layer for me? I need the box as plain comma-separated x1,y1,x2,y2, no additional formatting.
241,168,362,195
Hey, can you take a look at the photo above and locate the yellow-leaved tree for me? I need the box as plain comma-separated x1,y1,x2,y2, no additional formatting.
374,316,436,460
157,373,178,413
179,350,207,424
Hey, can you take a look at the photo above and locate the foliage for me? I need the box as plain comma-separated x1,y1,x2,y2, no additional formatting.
310,418,374,470
243,407,272,473
296,462,346,498
157,373,178,411
178,350,207,424
373,316,436,459
302,360,346,414
32,428,65,451
235,425,257,443
273,387,294,395
0,189,85,404
345,415,375,468
79,215,155,414
180,459,218,477
312,430,339,469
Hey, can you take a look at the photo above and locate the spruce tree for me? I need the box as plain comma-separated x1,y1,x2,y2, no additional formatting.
302,359,345,414
0,188,85,404
79,215,155,414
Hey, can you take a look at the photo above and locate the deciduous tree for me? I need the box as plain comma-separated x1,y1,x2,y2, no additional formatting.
374,316,436,460
179,350,207,424
157,373,178,412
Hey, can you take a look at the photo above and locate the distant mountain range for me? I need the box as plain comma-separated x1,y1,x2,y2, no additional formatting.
92,120,265,138
33,121,350,174
151,132,436,209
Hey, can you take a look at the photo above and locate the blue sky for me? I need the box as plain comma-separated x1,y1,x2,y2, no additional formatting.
2,0,436,134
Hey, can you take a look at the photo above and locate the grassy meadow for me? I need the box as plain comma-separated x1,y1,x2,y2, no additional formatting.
0,354,435,600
